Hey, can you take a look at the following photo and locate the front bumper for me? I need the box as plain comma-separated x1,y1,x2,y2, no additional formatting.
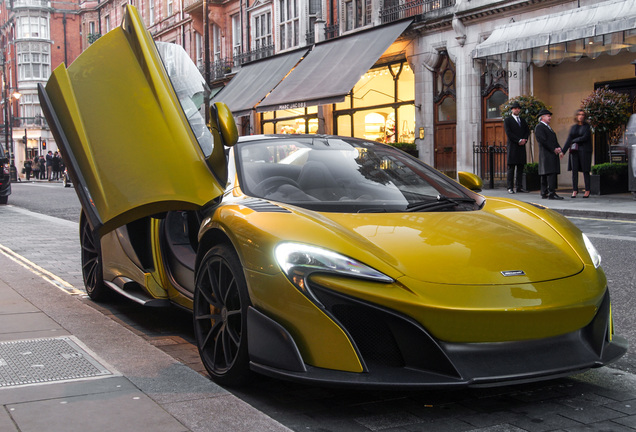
247,288,627,389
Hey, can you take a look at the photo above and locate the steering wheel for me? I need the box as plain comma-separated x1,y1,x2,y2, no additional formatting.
256,176,301,195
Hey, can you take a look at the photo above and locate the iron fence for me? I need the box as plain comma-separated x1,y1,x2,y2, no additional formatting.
473,142,507,189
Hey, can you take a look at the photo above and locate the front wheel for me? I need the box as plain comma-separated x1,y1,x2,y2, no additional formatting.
80,214,110,301
193,244,252,386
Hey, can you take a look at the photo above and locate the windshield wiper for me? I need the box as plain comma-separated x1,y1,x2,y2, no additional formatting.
406,194,476,212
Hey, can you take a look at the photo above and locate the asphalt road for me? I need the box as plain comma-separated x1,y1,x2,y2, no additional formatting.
4,181,636,432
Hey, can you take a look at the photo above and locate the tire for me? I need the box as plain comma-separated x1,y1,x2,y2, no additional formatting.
80,214,110,301
0,195,7,205
194,244,252,386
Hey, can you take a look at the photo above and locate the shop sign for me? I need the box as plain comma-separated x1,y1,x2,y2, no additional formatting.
485,69,518,80
274,102,307,110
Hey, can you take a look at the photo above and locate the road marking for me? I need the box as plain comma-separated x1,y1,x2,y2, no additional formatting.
570,216,636,224
0,243,85,296
585,233,636,243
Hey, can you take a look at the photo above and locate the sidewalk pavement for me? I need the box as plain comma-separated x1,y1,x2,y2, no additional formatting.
0,250,291,432
481,188,636,220
0,188,635,431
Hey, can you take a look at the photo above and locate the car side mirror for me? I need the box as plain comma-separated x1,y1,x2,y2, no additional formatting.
457,171,483,192
206,102,238,185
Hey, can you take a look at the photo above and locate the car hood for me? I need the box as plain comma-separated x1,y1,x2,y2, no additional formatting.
291,198,586,286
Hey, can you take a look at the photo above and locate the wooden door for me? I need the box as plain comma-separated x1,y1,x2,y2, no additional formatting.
434,123,456,178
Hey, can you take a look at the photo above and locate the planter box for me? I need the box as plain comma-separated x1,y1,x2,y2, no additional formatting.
522,173,540,191
590,174,628,195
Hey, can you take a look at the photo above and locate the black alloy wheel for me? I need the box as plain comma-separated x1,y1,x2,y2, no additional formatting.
80,214,109,300
194,244,251,386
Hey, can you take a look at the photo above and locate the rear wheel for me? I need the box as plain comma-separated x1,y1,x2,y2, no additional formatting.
80,215,110,300
193,244,252,386
0,195,7,204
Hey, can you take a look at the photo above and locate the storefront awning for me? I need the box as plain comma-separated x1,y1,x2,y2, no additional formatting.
474,0,636,61
256,20,412,112
210,49,307,117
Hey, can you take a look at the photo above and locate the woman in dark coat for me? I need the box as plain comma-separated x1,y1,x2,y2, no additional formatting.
562,109,592,198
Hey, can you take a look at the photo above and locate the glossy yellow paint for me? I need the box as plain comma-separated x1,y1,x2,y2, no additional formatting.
44,5,223,236
205,195,607,346
458,171,483,191
244,269,364,372
312,267,605,343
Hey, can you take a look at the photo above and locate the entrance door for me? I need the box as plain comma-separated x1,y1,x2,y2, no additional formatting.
433,53,457,178
434,123,456,178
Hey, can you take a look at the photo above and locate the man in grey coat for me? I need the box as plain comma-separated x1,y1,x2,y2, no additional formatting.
535,109,564,200
504,101,530,193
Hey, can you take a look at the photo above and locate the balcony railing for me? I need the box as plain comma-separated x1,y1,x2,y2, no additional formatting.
12,115,47,128
233,45,275,67
325,23,339,41
10,0,50,8
199,46,275,83
380,0,455,24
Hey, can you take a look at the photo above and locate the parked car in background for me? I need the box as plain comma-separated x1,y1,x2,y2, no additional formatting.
39,5,627,389
0,145,11,204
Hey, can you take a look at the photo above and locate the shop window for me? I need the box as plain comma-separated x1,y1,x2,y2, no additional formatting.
337,114,352,136
397,105,416,143
260,107,318,134
486,90,506,119
334,61,415,142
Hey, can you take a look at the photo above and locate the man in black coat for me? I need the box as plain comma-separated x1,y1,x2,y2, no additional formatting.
503,101,530,193
535,109,564,200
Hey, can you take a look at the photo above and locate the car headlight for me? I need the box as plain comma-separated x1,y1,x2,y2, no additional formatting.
275,242,393,298
582,233,601,268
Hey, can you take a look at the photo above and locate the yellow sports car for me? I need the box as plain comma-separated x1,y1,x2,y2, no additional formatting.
39,6,626,388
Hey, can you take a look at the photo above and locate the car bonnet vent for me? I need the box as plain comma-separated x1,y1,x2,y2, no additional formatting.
241,198,291,213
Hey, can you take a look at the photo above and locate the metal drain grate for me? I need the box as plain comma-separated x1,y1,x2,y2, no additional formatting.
0,336,113,388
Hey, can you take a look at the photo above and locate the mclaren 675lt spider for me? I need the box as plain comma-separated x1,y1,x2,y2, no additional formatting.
38,5,626,388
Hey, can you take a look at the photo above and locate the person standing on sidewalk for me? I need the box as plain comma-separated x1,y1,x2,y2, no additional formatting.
23,159,32,181
562,109,592,198
32,156,40,179
535,109,564,200
39,155,46,179
46,151,53,181
504,101,530,193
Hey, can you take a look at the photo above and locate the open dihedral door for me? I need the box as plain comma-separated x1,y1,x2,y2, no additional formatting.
39,5,226,238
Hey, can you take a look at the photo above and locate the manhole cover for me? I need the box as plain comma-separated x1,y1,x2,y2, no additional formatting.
0,336,113,388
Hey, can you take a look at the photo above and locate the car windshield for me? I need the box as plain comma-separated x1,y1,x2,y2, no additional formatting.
156,42,213,157
236,136,482,213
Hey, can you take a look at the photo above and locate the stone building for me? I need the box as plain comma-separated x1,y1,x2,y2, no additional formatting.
3,0,635,185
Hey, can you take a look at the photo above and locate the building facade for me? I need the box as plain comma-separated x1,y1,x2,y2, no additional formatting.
3,0,635,185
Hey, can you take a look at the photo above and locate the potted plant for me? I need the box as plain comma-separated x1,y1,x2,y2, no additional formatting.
522,162,540,191
582,87,631,135
500,95,551,163
590,162,628,195
391,142,418,158
582,86,631,165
